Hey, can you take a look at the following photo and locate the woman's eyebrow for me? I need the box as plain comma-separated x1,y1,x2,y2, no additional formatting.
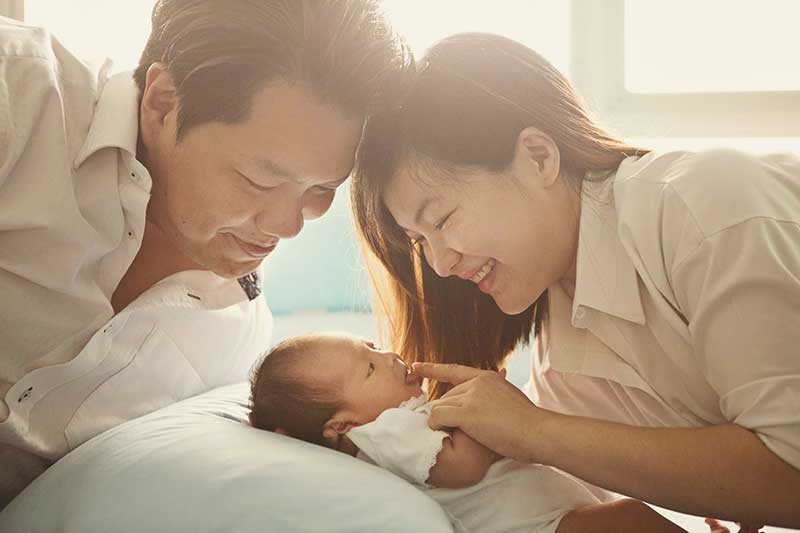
413,197,436,226
397,197,438,233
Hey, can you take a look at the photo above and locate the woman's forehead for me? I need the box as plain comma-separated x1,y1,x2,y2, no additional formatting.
382,169,444,229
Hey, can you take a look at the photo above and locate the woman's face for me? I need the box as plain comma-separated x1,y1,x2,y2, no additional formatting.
382,141,580,315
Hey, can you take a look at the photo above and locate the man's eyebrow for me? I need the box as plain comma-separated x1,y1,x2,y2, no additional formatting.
246,156,350,184
246,156,297,182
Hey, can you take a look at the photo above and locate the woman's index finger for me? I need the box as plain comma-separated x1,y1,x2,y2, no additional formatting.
411,362,484,384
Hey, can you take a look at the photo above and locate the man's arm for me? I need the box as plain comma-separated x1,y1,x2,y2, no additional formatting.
426,429,500,489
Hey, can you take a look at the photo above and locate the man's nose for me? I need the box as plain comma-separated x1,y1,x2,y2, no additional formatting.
254,196,305,239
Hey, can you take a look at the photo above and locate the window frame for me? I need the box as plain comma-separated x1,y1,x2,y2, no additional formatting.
0,0,23,19
569,0,800,138
6,0,798,138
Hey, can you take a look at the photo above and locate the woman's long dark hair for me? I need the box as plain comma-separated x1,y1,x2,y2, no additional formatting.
352,33,648,398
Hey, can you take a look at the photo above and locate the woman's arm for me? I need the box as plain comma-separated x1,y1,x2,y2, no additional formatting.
538,413,800,528
413,364,800,528
557,499,687,533
426,428,501,488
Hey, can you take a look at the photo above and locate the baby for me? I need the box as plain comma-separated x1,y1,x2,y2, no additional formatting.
249,333,691,533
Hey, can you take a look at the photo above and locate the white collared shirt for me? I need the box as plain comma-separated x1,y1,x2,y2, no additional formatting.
0,16,272,471
530,149,800,471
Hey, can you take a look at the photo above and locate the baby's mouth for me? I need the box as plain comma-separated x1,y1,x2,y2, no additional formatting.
404,367,421,385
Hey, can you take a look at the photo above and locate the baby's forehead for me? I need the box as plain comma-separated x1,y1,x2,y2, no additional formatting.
306,332,363,348
297,333,365,363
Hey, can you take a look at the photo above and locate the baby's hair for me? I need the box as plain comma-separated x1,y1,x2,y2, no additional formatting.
249,335,344,447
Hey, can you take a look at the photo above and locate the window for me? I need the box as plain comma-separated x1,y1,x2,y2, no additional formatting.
382,0,570,73
5,0,798,150
21,0,154,72
571,0,800,141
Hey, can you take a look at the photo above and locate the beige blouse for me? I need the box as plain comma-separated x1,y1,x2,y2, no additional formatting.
530,149,800,471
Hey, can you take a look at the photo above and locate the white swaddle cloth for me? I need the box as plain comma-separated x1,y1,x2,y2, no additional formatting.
347,395,605,533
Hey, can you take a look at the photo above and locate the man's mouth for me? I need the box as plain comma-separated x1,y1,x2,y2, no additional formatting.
231,235,278,258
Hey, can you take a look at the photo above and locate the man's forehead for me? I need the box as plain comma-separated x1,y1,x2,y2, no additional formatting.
237,153,350,184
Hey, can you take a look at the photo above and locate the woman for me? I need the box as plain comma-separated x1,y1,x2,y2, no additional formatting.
351,33,800,528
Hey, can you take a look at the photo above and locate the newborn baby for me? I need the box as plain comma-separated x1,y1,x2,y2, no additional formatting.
249,333,688,533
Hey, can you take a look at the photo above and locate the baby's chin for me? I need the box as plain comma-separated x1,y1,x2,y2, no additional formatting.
406,384,425,398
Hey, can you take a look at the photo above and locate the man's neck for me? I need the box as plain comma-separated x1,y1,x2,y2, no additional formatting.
110,220,203,313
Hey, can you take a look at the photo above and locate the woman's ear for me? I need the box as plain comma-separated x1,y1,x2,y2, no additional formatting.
513,127,561,188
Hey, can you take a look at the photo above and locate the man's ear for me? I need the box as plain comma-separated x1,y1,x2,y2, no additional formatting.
322,414,359,445
513,126,561,187
139,62,179,140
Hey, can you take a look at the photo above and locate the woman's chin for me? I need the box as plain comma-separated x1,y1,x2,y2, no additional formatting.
494,294,536,316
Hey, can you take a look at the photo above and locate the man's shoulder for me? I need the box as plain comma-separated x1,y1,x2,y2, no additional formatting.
0,16,56,61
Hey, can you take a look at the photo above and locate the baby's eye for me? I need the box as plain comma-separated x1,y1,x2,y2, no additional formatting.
367,362,375,377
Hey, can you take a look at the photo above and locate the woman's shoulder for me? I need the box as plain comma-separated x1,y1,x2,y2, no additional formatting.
613,148,800,238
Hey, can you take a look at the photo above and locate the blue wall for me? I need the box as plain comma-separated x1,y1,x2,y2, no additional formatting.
261,183,372,315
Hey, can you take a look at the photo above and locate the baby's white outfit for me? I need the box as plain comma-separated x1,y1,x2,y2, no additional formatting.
347,395,603,533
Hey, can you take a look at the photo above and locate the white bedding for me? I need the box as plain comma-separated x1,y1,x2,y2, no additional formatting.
0,381,452,533
2,311,793,533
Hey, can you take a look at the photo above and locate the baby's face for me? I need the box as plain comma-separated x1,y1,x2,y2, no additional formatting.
306,334,424,424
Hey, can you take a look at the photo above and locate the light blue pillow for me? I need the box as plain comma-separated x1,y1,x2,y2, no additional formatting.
262,183,371,315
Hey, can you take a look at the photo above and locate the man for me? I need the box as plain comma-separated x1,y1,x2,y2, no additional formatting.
0,0,410,507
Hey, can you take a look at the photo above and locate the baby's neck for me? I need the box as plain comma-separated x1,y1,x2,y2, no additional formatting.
337,434,359,457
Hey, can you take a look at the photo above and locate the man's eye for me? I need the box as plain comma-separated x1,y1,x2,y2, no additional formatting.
310,184,337,194
434,210,454,231
237,170,277,192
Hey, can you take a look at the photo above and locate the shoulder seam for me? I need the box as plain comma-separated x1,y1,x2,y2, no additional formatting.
671,215,800,276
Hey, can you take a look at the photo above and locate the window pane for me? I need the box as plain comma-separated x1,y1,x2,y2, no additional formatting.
24,0,154,72
625,0,800,93
382,0,570,75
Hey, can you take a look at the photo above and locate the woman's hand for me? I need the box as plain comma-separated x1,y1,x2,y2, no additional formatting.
704,518,763,533
413,362,552,463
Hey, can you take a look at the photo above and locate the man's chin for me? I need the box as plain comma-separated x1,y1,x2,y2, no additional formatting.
196,254,265,280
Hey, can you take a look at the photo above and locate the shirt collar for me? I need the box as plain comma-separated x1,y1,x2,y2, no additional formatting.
571,173,646,326
74,70,140,169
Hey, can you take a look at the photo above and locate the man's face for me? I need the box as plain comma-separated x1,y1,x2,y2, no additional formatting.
140,75,363,279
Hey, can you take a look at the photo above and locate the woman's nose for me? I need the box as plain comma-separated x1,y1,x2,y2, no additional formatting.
425,241,461,278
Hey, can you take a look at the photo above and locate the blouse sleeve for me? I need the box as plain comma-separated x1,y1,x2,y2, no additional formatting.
673,214,800,470
347,406,450,487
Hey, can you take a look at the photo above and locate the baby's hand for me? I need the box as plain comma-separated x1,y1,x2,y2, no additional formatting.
704,518,764,533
